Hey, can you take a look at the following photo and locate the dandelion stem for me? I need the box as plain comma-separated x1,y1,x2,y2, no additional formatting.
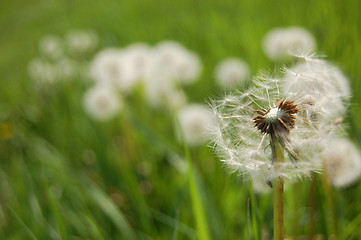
272,135,284,240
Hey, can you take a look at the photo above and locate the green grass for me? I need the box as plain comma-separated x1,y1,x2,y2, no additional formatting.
1,0,361,239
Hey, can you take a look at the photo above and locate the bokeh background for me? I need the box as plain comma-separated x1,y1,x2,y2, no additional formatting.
1,0,361,239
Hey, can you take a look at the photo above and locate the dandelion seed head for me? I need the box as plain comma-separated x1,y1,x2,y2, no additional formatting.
283,55,351,121
208,62,338,181
39,35,64,60
123,43,153,80
28,58,58,84
178,104,211,146
83,84,122,121
323,138,361,188
263,27,316,61
90,48,138,93
214,58,251,89
143,73,187,110
150,41,202,84
172,50,202,85
55,58,78,80
65,29,98,56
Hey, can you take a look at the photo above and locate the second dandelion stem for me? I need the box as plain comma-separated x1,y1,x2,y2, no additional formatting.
272,135,284,240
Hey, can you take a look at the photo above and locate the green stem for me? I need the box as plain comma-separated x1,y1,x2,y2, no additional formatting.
272,135,284,240
185,146,211,240
309,173,317,238
292,182,301,239
323,167,339,239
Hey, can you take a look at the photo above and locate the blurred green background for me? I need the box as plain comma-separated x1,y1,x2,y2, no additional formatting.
1,0,361,239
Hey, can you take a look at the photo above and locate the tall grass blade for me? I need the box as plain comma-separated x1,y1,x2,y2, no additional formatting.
8,206,38,240
185,145,211,240
86,184,136,240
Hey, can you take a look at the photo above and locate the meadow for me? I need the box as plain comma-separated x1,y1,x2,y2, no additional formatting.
1,0,361,239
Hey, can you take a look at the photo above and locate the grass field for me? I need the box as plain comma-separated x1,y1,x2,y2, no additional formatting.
1,0,361,239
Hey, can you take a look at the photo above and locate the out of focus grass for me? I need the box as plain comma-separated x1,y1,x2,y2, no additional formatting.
0,0,361,239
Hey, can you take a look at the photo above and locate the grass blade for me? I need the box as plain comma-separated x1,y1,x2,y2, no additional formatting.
8,206,38,240
185,145,211,240
86,184,137,240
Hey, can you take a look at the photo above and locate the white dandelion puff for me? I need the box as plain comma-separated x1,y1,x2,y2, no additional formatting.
166,88,188,111
178,104,211,146
65,29,98,56
323,137,361,188
208,67,334,181
214,58,251,89
90,48,138,93
39,35,64,60
263,27,317,61
152,41,187,70
55,57,78,81
151,40,202,84
123,43,153,81
283,56,351,121
143,73,187,110
83,84,122,121
28,58,58,84
172,50,202,85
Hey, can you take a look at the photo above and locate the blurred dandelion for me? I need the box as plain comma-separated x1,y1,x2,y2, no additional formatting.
84,40,202,119
123,43,153,81
214,57,251,89
171,50,202,85
143,74,188,110
151,40,202,84
39,35,64,60
263,27,316,61
83,84,123,121
55,57,78,81
65,29,98,57
28,58,58,85
140,41,201,110
323,137,361,188
90,48,138,93
178,104,211,146
28,29,99,87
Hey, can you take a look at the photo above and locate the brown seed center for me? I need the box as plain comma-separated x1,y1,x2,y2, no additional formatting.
253,100,299,136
